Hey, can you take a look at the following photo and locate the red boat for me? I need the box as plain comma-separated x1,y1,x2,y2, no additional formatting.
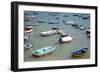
24,27,32,33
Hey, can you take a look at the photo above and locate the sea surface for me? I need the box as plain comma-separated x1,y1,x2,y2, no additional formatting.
24,11,90,62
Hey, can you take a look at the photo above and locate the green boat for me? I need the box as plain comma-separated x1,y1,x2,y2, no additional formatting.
32,46,56,57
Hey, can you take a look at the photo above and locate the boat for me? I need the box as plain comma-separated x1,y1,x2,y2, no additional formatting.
63,20,74,25
24,33,30,40
86,30,90,34
24,15,35,21
72,24,78,27
32,46,56,57
49,21,59,24
87,34,90,38
52,26,63,30
72,48,88,57
24,41,33,49
82,17,89,19
24,27,32,33
40,30,57,36
37,20,47,23
79,26,85,30
57,29,65,34
59,33,73,43
73,14,79,16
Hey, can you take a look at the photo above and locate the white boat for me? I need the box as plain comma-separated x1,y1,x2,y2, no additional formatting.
59,33,73,43
40,30,57,36
79,26,85,30
52,25,63,30
32,46,56,57
64,20,74,25
66,21,74,24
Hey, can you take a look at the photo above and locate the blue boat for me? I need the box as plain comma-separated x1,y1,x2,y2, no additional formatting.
72,48,88,57
24,39,32,49
32,46,56,57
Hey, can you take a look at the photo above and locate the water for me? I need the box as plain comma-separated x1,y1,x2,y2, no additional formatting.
24,11,90,62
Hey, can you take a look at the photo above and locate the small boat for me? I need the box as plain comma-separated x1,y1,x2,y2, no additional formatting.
73,14,79,16
52,26,63,30
86,30,90,34
49,21,59,24
40,30,57,36
24,27,32,33
72,24,78,27
37,20,47,23
32,46,56,57
24,15,35,21
87,34,90,38
24,38,32,49
59,33,73,43
79,26,85,30
57,30,65,34
82,17,89,19
72,48,88,57
24,33,30,40
63,20,74,25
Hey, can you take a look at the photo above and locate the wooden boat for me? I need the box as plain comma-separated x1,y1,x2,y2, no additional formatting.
24,27,32,33
24,38,32,49
72,48,88,57
32,46,56,57
59,33,73,43
40,30,57,36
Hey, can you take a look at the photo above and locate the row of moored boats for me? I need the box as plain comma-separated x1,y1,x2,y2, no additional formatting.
24,26,89,57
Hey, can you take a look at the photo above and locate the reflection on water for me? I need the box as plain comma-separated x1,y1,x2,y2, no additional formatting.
24,11,90,62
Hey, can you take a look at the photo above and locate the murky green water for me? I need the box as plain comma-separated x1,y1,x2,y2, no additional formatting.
24,11,90,62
